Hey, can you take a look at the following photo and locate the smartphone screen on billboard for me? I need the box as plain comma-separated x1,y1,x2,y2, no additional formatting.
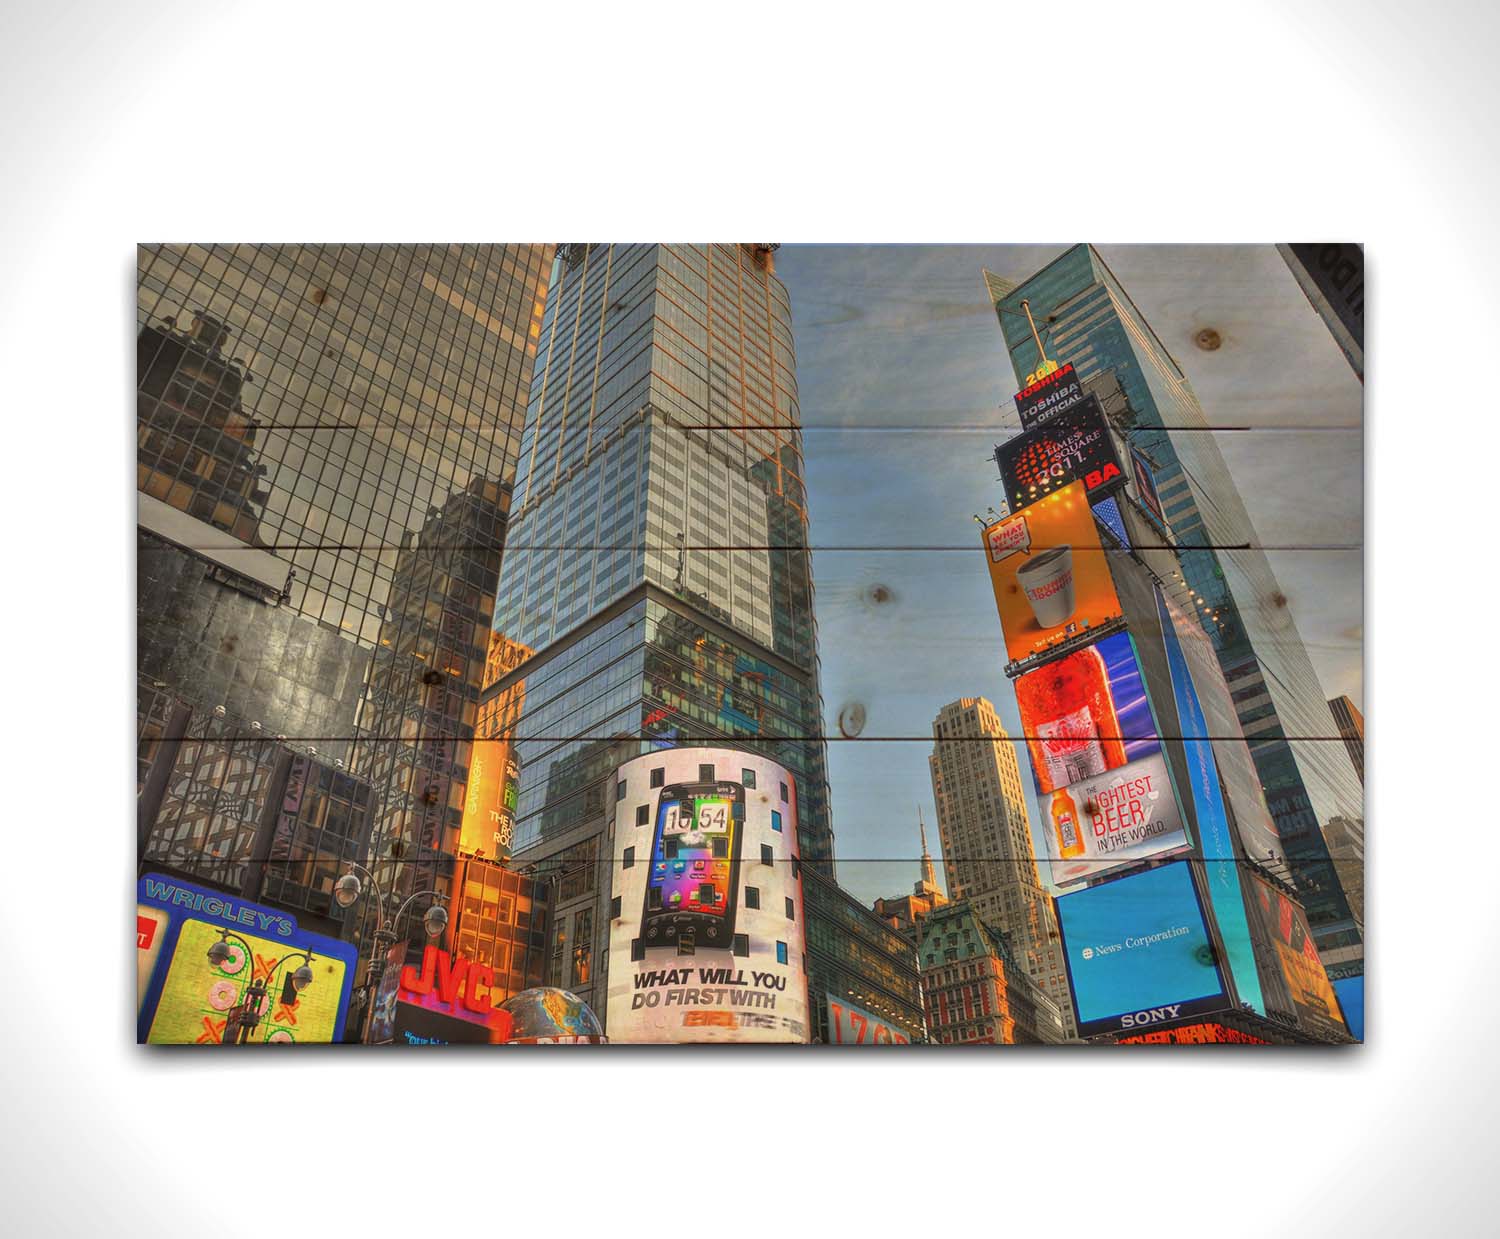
642,781,744,949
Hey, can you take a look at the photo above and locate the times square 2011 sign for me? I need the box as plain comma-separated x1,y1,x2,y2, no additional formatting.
996,395,1125,510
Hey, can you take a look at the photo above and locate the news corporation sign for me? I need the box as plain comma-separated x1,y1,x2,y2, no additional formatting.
1055,862,1230,1038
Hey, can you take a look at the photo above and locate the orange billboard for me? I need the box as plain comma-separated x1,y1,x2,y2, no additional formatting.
982,480,1122,665
459,633,530,861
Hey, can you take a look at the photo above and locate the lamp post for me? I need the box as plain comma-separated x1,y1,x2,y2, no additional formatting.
334,861,449,1043
205,930,315,1046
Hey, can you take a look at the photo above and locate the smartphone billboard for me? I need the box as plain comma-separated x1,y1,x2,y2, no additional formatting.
1055,861,1228,1038
607,749,810,1043
983,480,1124,666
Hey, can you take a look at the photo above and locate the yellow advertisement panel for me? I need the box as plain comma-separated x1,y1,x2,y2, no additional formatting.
982,480,1123,665
460,633,530,860
1245,875,1349,1042
146,918,351,1045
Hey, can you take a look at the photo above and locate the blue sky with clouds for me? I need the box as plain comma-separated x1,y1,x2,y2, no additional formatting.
773,244,1363,907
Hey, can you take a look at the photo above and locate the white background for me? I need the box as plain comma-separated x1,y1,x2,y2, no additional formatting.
0,0,1489,1234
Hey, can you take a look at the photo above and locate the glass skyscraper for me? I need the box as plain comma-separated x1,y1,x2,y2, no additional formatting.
482,244,923,1037
489,244,831,861
988,246,1365,996
136,244,554,1000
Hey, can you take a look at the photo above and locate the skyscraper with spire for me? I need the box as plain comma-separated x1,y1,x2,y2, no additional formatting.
873,809,948,940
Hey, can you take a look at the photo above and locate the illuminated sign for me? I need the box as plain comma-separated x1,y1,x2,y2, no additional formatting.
1116,1022,1271,1045
397,944,518,1041
393,1001,499,1045
1157,590,1282,868
1039,751,1190,890
459,741,516,862
826,995,912,1044
1243,875,1349,1042
1332,976,1364,1042
136,874,357,1045
982,480,1124,667
1014,631,1157,797
461,633,530,860
996,396,1124,509
607,749,810,1043
366,940,408,1045
1015,361,1085,428
1130,446,1167,529
1156,587,1265,1014
1055,862,1228,1038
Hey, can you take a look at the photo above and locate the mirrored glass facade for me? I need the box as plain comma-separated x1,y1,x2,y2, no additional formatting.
489,243,833,868
137,244,553,968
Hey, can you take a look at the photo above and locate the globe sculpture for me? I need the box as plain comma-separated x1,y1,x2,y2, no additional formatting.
498,987,606,1043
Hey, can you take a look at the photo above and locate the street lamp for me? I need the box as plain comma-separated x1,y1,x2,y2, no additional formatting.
205,929,316,1046
336,861,450,1043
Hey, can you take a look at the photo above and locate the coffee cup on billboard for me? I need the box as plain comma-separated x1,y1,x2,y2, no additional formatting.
1017,545,1075,628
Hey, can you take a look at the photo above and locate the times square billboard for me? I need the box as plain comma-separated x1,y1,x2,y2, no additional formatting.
1054,861,1229,1038
606,748,811,1043
982,479,1125,666
136,874,357,1044
1013,630,1191,888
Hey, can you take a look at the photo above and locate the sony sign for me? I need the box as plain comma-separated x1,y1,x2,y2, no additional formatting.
1119,1004,1183,1029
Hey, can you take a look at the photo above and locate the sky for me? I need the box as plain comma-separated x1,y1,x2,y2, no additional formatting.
772,244,1364,907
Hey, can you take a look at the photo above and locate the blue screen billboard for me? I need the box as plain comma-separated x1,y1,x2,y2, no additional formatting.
1332,976,1365,1041
1156,587,1264,1015
1055,861,1228,1038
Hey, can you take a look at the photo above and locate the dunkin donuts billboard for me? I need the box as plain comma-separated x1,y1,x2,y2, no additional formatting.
982,479,1124,665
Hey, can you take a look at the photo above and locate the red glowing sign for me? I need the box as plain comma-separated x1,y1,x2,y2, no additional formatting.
1015,362,1085,428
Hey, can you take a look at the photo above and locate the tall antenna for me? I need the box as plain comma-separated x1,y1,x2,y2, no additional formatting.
1020,298,1051,369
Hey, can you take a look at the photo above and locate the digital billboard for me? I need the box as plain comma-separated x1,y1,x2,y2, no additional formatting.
1055,861,1228,1038
607,749,810,1043
392,1001,500,1046
982,480,1124,666
1130,446,1167,529
1039,752,1190,889
1332,976,1365,1042
365,940,408,1045
460,632,530,861
1244,874,1350,1042
1014,360,1086,428
1014,630,1157,796
137,874,357,1044
1156,586,1264,1015
996,395,1125,510
826,995,913,1045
